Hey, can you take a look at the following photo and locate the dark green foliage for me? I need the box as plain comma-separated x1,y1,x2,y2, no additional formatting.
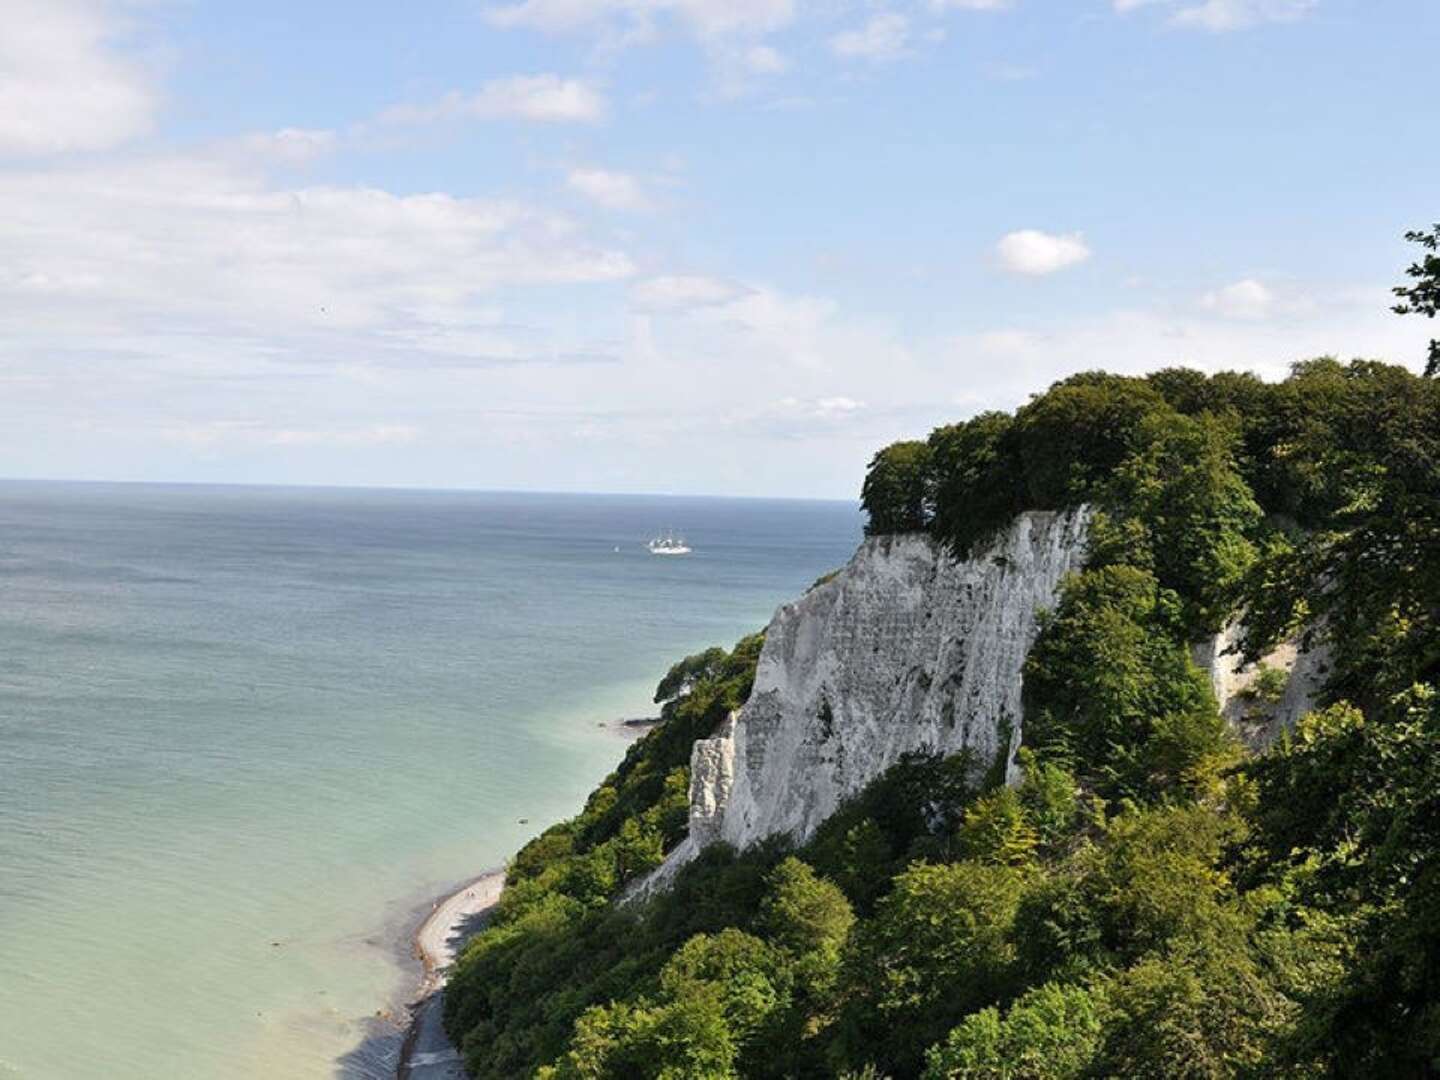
444,633,769,1078
653,646,728,704
1392,223,1440,377
1013,750,1079,850
1023,566,1233,801
805,751,978,911
863,371,1265,619
956,787,1038,867
1233,360,1440,709
660,929,792,1044
1090,411,1261,634
1091,940,1297,1080
926,412,1023,556
861,440,933,534
449,339,1440,1077
834,860,1026,1076
921,982,1103,1080
1010,373,1170,508
1242,689,1440,1074
759,857,855,965
546,989,737,1079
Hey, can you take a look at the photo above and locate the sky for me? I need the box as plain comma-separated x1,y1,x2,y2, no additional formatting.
0,0,1434,499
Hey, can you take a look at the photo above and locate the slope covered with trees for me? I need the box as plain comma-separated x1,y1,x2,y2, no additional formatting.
444,353,1439,1077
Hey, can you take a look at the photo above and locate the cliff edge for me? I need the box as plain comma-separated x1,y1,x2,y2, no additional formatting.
636,508,1092,894
635,505,1329,898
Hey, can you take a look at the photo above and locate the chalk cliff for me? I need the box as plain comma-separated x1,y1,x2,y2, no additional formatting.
635,508,1092,894
1193,622,1331,750
632,506,1330,899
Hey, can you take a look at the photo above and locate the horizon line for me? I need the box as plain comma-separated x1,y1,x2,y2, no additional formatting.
0,474,862,507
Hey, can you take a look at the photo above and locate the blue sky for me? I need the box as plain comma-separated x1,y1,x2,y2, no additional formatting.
1,0,1434,498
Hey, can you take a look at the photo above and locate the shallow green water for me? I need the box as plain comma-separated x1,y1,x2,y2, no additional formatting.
0,482,860,1078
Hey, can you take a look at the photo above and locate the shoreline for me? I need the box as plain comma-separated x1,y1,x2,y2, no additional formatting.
396,870,506,1079
393,716,648,1076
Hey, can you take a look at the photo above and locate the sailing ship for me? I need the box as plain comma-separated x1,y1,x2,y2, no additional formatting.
647,530,692,556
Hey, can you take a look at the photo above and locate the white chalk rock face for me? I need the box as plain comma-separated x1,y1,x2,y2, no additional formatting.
1192,622,1331,750
634,509,1091,894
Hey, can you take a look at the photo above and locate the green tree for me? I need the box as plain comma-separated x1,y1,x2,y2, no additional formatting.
1010,373,1170,507
661,929,792,1042
751,859,857,1075
1092,942,1296,1080
807,817,894,913
921,982,1104,1080
805,752,977,910
926,412,1022,555
1392,223,1440,377
837,860,1025,1074
861,440,933,534
760,857,855,967
1236,361,1440,707
550,993,738,1080
1013,750,1079,849
1244,690,1440,1074
1092,411,1261,634
1023,566,1232,801
654,646,729,704
957,788,1039,867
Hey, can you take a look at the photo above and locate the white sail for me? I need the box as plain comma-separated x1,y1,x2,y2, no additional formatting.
647,529,692,555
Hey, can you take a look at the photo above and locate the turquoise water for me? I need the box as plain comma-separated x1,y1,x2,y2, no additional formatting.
0,482,861,1079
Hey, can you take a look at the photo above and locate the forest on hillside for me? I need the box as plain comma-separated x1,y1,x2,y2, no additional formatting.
442,236,1440,1079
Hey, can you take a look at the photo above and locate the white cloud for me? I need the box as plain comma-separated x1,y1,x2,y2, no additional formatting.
0,145,654,489
164,422,421,449
631,275,747,310
976,328,1042,354
1114,0,1318,31
1201,278,1277,319
707,42,792,99
1174,0,1316,30
956,287,1429,403
813,395,864,417
983,62,1039,81
929,0,1014,10
695,288,843,370
270,424,421,446
0,0,156,155
380,75,606,125
234,128,339,163
486,0,795,40
0,151,635,363
830,14,911,62
729,395,869,434
485,2,794,96
742,44,788,74
567,167,651,210
996,230,1092,275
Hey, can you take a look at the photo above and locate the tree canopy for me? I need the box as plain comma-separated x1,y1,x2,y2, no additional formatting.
1393,223,1440,377
447,260,1440,1077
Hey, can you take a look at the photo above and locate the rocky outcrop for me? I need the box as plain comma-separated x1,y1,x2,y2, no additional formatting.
626,505,1333,901
1193,623,1331,750
631,508,1091,896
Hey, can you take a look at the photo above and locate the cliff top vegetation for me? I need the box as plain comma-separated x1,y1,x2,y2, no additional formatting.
444,239,1440,1079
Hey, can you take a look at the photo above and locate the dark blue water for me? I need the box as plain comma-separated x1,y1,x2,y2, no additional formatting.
0,481,861,1079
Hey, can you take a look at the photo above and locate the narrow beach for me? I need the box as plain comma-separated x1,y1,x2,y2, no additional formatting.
398,871,506,1079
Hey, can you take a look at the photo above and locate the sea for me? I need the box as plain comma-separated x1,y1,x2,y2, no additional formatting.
0,481,862,1079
